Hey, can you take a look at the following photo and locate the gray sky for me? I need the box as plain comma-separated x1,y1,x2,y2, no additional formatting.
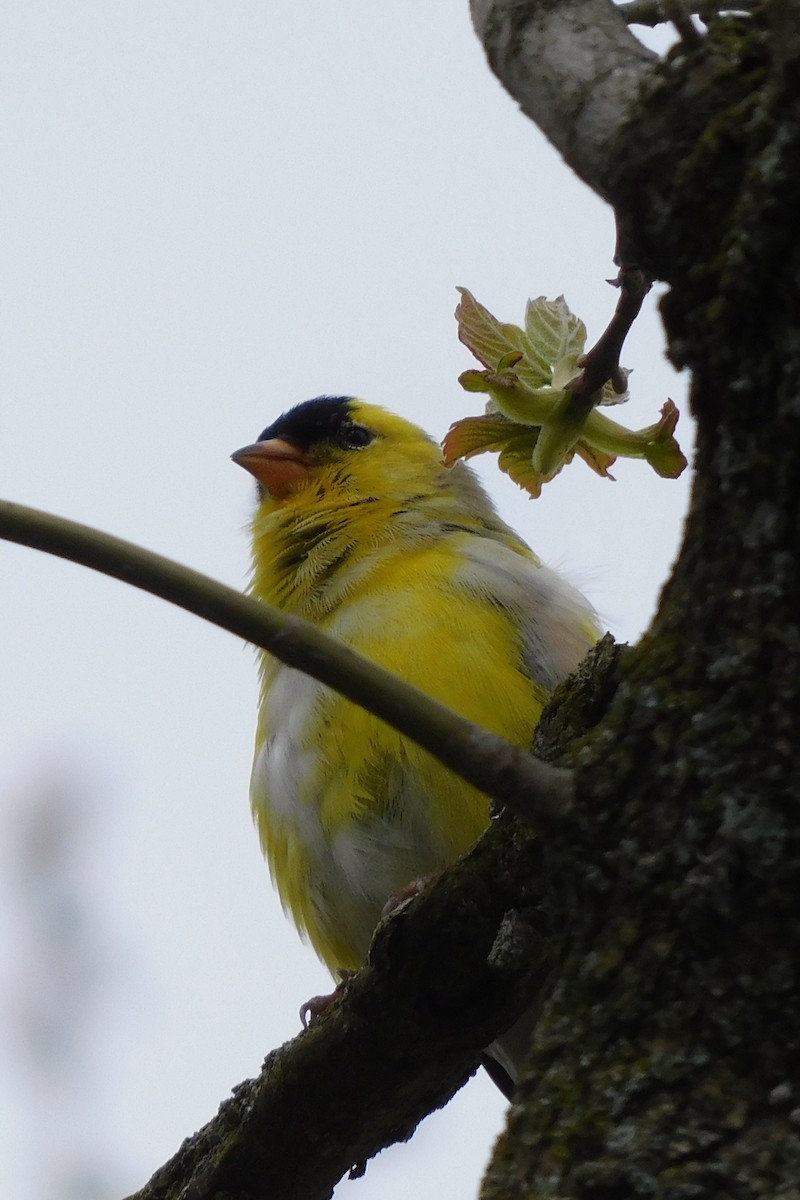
0,5,685,1198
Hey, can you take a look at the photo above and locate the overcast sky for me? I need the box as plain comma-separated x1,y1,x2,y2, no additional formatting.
0,6,685,1198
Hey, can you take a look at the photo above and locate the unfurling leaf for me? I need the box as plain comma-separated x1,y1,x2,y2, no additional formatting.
448,288,686,498
442,412,616,499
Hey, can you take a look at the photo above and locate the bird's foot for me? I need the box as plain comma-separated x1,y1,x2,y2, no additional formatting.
299,969,357,1028
380,873,438,919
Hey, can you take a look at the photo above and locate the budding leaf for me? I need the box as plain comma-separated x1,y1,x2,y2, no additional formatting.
442,412,616,499
448,288,686,497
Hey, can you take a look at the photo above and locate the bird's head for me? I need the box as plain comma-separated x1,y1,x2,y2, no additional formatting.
232,395,446,511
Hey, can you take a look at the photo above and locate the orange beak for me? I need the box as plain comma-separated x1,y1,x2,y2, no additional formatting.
231,438,312,499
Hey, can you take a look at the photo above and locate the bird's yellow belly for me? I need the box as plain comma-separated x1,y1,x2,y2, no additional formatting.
251,569,546,975
253,667,464,971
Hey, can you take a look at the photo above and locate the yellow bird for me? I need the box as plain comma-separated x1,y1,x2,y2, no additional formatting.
233,395,599,1091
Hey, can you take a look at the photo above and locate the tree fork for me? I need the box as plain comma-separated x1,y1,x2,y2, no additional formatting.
476,10,800,1197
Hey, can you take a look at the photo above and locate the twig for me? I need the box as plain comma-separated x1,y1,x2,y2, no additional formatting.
565,264,652,398
618,0,669,22
618,0,755,27
0,499,574,830
664,0,705,44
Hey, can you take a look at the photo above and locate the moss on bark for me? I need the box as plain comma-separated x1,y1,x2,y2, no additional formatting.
483,13,800,1198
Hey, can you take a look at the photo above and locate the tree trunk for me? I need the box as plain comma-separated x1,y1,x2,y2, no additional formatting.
476,4,800,1195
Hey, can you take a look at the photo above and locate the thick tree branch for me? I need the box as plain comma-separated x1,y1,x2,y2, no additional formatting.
125,826,540,1200
0,499,573,830
469,0,658,203
124,638,622,1200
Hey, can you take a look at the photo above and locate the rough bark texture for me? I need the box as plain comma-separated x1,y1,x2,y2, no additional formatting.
475,4,800,1197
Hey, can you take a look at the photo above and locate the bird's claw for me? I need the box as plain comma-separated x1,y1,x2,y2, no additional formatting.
299,992,337,1028
299,969,357,1028
380,873,437,919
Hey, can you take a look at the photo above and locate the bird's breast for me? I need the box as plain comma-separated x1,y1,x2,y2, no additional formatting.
251,657,461,971
248,527,597,974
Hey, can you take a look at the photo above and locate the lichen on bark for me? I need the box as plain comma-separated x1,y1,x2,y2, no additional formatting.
481,9,800,1198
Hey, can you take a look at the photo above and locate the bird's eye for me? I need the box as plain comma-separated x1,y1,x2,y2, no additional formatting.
339,424,374,450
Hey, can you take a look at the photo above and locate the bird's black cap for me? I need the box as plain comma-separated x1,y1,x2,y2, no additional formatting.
256,395,356,450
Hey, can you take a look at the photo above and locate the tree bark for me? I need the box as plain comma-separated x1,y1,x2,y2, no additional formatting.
473,3,800,1196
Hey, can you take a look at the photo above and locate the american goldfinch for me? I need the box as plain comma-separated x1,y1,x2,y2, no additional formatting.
233,395,599,1092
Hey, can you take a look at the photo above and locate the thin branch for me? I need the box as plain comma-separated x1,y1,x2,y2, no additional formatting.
566,264,652,397
618,0,757,26
664,0,705,43
0,499,574,830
